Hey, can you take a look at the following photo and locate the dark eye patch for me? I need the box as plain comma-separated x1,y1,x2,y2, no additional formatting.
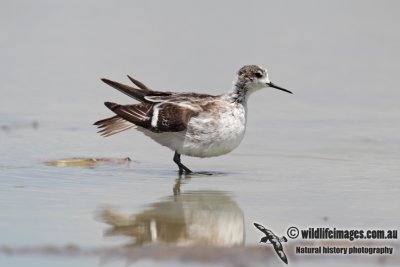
255,72,263,78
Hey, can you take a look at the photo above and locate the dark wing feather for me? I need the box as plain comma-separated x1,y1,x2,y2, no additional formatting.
101,76,175,102
103,102,199,133
94,116,135,137
101,77,214,103
127,75,151,92
98,76,215,134
155,104,199,132
104,101,154,129
101,78,149,102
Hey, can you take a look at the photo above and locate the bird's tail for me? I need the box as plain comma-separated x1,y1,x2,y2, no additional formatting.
94,116,136,137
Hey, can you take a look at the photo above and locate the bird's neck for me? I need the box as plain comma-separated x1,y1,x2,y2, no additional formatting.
228,81,249,104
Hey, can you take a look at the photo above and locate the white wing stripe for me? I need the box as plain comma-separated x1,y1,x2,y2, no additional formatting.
151,104,160,127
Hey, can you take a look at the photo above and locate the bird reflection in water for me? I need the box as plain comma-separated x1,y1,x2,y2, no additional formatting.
98,190,244,246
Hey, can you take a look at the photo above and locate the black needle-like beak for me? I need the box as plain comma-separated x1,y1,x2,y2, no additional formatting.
267,82,293,94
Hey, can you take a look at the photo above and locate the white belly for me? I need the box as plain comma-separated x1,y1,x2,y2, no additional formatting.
179,105,247,157
140,103,247,158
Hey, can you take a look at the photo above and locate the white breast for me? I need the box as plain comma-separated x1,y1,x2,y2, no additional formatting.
179,103,247,158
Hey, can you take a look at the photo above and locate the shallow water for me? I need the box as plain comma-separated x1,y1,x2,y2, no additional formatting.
1,1,400,266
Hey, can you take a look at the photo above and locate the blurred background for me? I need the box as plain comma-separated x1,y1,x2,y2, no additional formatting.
1,1,399,266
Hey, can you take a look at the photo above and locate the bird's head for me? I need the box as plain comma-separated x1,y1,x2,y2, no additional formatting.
259,236,270,243
235,65,292,95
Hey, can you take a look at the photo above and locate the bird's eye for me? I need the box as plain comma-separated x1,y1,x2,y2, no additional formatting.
255,72,263,78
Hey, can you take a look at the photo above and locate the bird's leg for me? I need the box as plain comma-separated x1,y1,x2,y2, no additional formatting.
173,151,192,174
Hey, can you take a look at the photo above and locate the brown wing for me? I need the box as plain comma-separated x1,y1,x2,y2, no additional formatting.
98,76,215,134
101,77,173,103
127,75,151,92
103,101,200,133
155,103,199,132
101,76,215,104
103,101,154,129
